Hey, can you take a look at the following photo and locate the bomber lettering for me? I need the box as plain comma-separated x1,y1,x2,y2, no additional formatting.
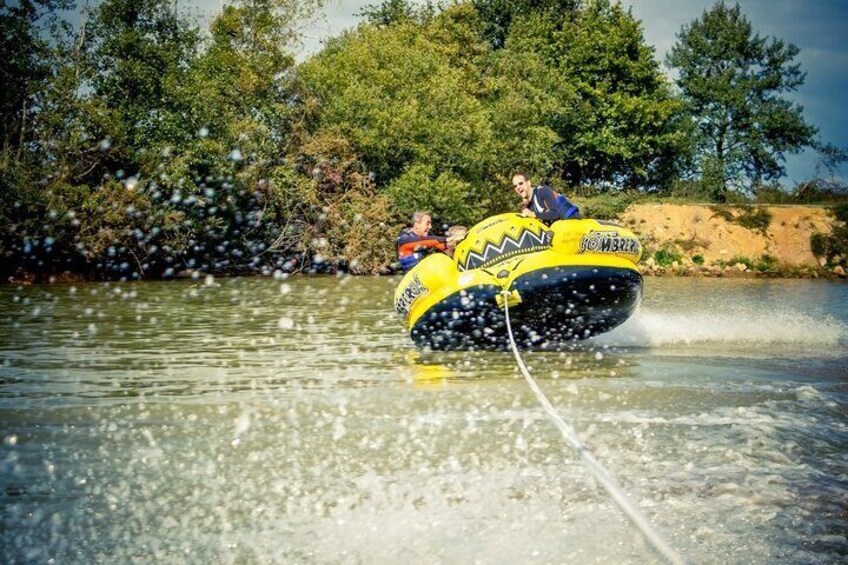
579,231,640,255
395,275,427,317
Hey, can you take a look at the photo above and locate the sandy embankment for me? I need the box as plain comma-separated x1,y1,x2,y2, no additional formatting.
619,204,843,276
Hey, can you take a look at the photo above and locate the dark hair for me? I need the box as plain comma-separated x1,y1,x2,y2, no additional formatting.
511,171,531,183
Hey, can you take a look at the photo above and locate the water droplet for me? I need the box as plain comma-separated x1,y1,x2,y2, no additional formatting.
234,413,250,435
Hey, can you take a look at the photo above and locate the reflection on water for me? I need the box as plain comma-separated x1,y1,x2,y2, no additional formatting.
1,276,847,563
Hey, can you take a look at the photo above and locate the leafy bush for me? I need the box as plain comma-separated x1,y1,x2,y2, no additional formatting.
294,131,398,274
795,179,848,203
755,185,798,204
736,206,772,233
811,232,847,266
674,235,709,252
383,163,483,227
654,247,682,267
810,233,828,258
576,192,634,220
692,254,704,265
810,204,848,267
831,202,848,223
754,254,777,271
720,254,777,272
668,179,713,202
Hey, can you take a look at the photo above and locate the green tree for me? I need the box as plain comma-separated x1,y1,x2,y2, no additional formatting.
81,0,325,279
20,0,206,279
88,0,201,171
180,0,322,162
471,0,580,49
3,0,326,281
31,0,202,193
359,0,436,27
666,2,816,198
0,0,78,279
298,3,498,225
501,0,687,189
482,46,562,188
161,0,328,275
0,0,73,170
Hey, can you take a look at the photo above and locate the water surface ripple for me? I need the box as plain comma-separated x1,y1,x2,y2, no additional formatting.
1,276,846,563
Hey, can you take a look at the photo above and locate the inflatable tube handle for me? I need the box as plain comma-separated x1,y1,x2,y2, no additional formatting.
495,289,522,309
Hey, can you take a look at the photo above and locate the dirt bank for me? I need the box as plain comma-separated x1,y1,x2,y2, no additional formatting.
619,204,844,277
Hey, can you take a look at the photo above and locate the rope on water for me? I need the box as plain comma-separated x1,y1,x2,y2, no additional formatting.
501,291,686,565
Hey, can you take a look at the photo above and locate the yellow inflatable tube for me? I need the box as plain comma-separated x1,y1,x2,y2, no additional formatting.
394,213,643,350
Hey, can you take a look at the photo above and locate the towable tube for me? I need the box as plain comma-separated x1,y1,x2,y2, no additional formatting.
393,213,643,350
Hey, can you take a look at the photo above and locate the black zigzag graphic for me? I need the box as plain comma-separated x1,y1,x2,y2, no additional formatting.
460,227,553,271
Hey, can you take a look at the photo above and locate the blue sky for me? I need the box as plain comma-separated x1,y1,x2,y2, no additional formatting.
192,1,848,185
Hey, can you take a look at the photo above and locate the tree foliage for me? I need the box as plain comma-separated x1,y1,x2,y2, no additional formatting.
298,3,499,226
0,0,835,280
666,1,817,198
471,0,581,49
1,0,335,280
299,0,687,228
0,0,73,167
1,0,79,276
500,0,688,189
359,0,437,27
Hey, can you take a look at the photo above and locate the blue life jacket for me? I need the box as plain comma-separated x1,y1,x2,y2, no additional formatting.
530,185,580,221
399,254,421,272
555,193,580,219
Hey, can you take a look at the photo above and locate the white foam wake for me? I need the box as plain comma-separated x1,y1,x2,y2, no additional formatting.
592,309,848,349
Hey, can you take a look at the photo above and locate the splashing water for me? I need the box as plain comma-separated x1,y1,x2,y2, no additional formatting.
1,277,846,563
595,308,847,351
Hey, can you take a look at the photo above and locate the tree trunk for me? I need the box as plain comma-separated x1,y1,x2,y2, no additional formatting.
16,97,27,163
1,134,9,172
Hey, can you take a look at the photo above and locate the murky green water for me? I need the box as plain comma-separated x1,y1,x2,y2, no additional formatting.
2,276,847,563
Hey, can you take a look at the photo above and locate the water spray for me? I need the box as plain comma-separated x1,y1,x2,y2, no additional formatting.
500,291,686,565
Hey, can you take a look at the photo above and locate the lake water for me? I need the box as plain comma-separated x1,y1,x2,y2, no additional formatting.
1,276,846,563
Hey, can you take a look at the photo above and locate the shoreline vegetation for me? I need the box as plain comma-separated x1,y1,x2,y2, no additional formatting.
2,1,847,285
6,202,847,284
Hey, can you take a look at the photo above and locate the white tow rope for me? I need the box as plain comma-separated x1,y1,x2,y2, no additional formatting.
501,292,686,565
